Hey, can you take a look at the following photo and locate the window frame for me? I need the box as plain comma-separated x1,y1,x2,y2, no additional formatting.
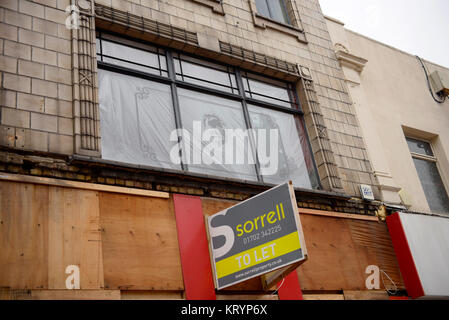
255,0,291,25
406,136,449,214
248,0,307,43
96,30,320,189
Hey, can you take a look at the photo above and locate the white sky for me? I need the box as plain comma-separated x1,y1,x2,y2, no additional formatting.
319,0,449,68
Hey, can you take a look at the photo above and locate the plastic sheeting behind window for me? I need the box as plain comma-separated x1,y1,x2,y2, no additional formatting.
243,76,292,108
174,55,238,94
248,105,312,189
98,69,180,170
177,88,258,182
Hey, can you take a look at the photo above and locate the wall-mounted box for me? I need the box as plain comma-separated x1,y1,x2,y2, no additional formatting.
429,70,449,96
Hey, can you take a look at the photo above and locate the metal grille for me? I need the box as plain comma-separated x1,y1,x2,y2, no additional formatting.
219,41,299,75
95,4,199,46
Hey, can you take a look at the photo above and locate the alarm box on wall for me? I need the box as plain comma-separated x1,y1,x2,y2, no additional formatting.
429,70,449,97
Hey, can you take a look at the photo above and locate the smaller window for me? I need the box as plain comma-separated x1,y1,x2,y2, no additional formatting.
406,137,434,157
406,137,449,214
174,53,238,94
242,72,298,109
255,0,291,25
96,32,168,77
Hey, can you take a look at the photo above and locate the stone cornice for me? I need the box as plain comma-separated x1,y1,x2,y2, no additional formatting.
335,49,368,73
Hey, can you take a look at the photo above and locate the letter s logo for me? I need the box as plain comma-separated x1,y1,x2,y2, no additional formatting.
209,209,234,259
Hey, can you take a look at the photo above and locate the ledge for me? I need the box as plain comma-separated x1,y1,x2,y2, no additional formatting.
253,13,307,44
335,49,368,73
246,0,307,44
191,0,225,15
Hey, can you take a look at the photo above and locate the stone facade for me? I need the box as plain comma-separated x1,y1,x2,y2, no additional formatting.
0,0,380,201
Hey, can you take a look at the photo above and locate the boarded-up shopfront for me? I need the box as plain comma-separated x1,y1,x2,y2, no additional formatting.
0,173,404,300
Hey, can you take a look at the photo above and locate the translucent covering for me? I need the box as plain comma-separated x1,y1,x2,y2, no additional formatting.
255,0,290,24
98,38,167,76
98,69,180,170
177,88,258,181
243,75,293,108
248,104,312,188
406,137,434,156
413,158,449,213
174,54,238,94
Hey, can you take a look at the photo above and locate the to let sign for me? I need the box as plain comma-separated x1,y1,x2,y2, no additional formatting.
207,182,308,290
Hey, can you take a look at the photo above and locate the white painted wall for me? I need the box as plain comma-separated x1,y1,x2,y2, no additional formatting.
326,17,449,214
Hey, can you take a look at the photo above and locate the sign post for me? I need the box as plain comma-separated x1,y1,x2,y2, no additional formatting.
206,182,308,290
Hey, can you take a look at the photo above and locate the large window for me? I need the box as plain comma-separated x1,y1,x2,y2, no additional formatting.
96,31,319,189
255,0,291,25
406,137,449,214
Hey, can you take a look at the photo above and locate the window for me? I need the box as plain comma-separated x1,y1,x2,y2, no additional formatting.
96,31,319,189
255,0,290,25
406,137,449,214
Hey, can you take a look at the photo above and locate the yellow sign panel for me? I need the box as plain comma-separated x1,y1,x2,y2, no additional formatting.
215,231,301,279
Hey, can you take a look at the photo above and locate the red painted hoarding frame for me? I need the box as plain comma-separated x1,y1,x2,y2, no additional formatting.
173,194,216,300
386,212,425,299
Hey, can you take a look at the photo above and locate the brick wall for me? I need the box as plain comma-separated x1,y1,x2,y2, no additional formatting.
0,0,379,199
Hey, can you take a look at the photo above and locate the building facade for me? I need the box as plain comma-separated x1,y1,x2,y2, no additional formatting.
2,0,444,300
326,16,449,299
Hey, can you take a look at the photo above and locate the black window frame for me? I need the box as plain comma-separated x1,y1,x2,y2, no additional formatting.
96,30,321,190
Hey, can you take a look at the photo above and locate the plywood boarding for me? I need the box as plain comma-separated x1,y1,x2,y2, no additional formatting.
0,181,49,289
0,181,103,290
0,173,168,199
31,289,120,300
303,294,344,300
343,290,389,300
99,193,183,290
297,213,404,291
121,291,184,300
216,294,279,300
47,187,103,289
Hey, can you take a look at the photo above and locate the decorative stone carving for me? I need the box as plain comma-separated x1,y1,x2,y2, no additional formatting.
72,0,101,156
298,78,344,191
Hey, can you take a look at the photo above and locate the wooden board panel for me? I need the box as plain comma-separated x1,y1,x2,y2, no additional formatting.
303,294,344,300
31,290,120,300
296,214,404,291
0,181,49,289
343,290,389,300
99,193,183,290
0,173,168,198
121,291,184,300
216,294,278,300
48,187,103,289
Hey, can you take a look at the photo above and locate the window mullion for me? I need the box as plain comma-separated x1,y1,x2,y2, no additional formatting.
235,69,263,183
167,50,188,171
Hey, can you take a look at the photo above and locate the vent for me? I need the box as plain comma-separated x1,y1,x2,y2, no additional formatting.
219,41,299,75
95,4,198,46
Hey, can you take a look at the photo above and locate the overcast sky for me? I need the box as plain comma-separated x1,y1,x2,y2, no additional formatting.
319,0,449,68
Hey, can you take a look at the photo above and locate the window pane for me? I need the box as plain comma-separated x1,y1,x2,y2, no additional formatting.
267,0,290,24
248,105,314,189
98,69,180,170
413,158,449,214
177,88,258,181
100,39,167,76
244,75,293,108
174,55,238,93
255,0,270,17
406,137,434,156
